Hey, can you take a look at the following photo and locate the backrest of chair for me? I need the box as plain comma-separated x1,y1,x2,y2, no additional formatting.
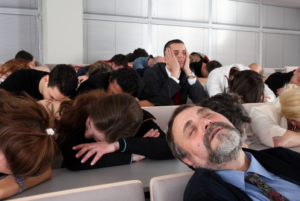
150,171,194,201
10,180,145,201
285,66,299,72
142,106,179,131
45,64,89,71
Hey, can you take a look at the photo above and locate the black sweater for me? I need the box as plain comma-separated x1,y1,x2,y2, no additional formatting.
61,110,174,171
265,71,294,95
0,69,48,100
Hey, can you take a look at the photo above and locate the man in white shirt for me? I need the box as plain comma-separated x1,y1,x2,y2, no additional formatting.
206,64,275,102
143,39,207,105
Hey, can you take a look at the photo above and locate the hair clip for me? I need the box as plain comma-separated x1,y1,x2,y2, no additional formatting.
45,128,55,135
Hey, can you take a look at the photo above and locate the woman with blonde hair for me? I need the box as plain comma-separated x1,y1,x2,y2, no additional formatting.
249,84,300,147
0,89,58,199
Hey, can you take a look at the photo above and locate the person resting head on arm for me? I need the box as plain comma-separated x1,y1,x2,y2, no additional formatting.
250,84,300,147
78,62,113,84
0,89,58,199
197,93,251,148
55,90,173,171
0,59,30,82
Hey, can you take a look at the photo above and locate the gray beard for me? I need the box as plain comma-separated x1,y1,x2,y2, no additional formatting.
193,122,242,171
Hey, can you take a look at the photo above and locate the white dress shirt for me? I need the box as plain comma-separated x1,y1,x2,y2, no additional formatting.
206,64,275,102
165,66,196,85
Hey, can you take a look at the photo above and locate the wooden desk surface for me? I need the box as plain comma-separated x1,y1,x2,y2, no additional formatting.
8,159,191,200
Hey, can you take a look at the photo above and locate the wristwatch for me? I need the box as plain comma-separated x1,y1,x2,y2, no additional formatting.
14,176,25,194
186,72,195,79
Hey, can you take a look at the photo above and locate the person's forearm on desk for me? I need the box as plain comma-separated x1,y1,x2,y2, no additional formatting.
0,168,52,199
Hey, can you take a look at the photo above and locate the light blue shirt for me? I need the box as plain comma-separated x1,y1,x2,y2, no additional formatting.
215,152,300,201
132,56,150,70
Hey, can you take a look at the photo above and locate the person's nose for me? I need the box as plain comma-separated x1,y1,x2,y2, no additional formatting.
199,118,213,133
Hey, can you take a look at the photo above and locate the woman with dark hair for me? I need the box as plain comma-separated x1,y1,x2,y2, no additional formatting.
0,89,58,199
228,70,265,103
56,90,173,171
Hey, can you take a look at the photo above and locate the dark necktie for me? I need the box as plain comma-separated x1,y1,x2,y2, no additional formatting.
172,90,181,105
245,173,289,201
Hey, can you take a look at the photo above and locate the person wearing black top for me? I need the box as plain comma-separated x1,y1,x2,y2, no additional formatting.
56,91,173,170
77,68,173,106
265,68,300,95
0,65,78,101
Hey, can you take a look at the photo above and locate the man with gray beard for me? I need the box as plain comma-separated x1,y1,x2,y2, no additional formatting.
167,104,300,201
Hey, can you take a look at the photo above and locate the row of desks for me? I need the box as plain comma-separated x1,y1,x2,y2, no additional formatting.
9,143,300,200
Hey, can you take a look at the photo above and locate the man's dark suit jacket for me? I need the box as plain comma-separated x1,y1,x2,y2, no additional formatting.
184,147,300,201
143,63,208,104
76,72,173,106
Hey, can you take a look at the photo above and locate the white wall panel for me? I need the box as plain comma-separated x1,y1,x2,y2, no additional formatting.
152,0,209,22
151,25,209,57
211,29,259,66
263,5,300,30
0,0,37,9
84,20,148,64
283,35,300,67
262,33,284,68
0,14,39,62
83,0,148,17
212,0,259,27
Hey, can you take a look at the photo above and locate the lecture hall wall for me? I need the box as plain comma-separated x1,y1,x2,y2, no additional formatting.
0,0,300,68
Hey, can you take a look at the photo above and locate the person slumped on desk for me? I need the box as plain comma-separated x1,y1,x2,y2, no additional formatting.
167,104,300,201
0,64,78,101
250,84,300,148
0,89,58,199
56,90,174,171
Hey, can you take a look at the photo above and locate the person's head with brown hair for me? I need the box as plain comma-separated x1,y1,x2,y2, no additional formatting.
0,59,30,80
0,89,58,177
56,90,143,147
228,70,264,103
86,62,113,77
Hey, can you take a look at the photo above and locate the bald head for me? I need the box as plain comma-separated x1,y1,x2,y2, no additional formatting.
248,63,263,75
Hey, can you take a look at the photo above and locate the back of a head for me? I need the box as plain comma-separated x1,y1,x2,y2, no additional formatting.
89,93,143,143
48,64,78,97
163,39,184,56
248,63,263,75
87,62,112,76
110,54,128,68
0,89,58,177
15,50,33,63
206,60,222,74
110,68,140,95
197,93,251,133
132,48,148,61
228,70,264,103
0,59,30,74
279,86,300,121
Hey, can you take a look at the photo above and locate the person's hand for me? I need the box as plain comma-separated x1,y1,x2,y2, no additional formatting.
262,94,271,103
165,48,180,78
143,129,160,138
277,87,284,95
78,75,89,84
182,49,192,75
73,141,120,166
132,154,145,162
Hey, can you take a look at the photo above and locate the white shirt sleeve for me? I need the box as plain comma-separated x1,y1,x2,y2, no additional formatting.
250,106,287,147
187,77,196,85
264,84,276,102
206,69,224,97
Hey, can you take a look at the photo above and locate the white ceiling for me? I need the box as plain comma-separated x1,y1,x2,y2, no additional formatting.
253,0,300,8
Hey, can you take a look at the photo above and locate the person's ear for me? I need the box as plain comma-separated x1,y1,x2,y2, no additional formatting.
294,67,300,75
289,119,297,126
44,75,49,86
182,157,195,169
111,62,115,67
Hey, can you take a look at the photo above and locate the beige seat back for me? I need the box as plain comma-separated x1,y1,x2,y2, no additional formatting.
45,64,89,71
9,180,145,201
285,66,299,72
142,106,179,131
150,171,194,201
